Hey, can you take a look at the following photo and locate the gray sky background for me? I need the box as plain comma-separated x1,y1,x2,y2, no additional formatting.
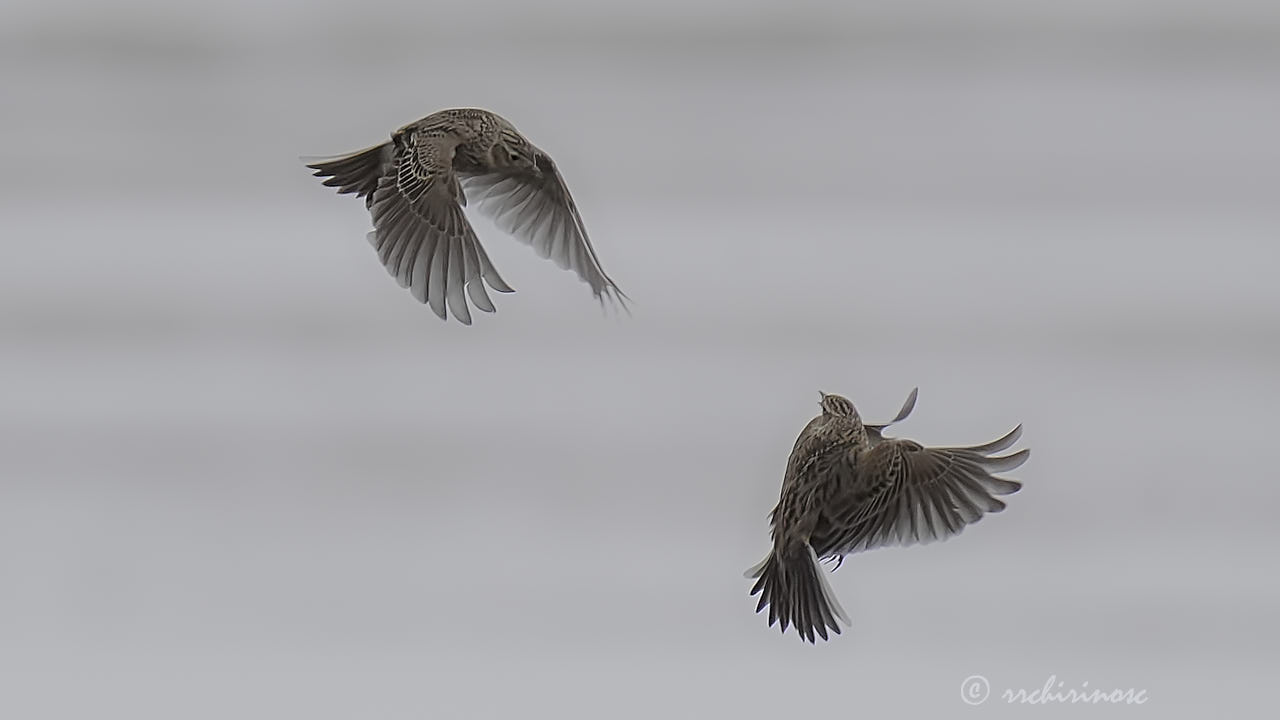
2,1,1277,718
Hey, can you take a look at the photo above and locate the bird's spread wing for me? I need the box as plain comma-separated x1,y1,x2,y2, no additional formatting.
824,427,1028,555
365,132,513,324
460,150,628,309
866,387,919,445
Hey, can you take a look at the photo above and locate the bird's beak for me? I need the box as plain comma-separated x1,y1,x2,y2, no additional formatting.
818,391,827,405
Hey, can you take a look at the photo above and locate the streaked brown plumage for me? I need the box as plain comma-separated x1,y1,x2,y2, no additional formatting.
746,388,1028,643
305,108,626,324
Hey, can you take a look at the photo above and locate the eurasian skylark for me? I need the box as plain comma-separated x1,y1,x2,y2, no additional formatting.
306,108,626,324
746,388,1028,643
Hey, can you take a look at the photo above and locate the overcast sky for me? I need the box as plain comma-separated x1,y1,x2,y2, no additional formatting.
2,2,1277,718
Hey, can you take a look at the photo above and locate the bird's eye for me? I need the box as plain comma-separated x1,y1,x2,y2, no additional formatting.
509,151,522,162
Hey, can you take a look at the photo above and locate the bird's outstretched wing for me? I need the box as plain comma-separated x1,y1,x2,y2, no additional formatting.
358,132,513,324
460,150,628,310
866,387,919,445
823,426,1028,556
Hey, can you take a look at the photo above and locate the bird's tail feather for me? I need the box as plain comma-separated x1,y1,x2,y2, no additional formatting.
747,544,849,643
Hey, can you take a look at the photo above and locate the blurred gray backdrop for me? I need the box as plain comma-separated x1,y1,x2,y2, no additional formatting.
2,1,1277,718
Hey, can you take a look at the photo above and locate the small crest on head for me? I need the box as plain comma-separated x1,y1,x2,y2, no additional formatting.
818,392,859,419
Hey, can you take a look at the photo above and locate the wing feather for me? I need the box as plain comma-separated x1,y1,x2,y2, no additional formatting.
461,150,628,309
361,134,513,323
817,430,1028,557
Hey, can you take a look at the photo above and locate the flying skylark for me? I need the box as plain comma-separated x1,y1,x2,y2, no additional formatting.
306,108,626,324
746,388,1029,642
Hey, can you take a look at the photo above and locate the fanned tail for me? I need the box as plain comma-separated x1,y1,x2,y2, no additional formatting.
747,543,850,643
303,143,392,205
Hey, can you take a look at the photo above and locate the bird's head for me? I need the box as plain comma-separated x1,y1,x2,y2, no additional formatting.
818,392,861,421
818,391,865,439
491,131,541,175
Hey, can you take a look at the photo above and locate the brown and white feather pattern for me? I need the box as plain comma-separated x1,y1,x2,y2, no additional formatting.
361,130,511,325
747,402,865,644
747,390,1028,643
305,107,625,323
822,426,1027,556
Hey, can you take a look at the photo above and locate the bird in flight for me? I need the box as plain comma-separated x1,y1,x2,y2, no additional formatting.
746,388,1029,643
305,108,626,324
